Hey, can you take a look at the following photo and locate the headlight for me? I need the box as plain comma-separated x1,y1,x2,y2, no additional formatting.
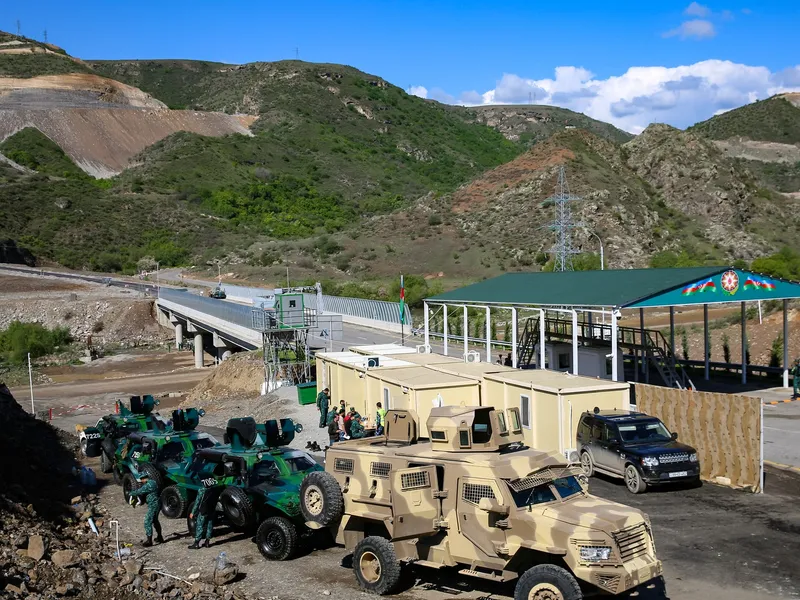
689,453,698,463
580,546,612,562
641,456,659,467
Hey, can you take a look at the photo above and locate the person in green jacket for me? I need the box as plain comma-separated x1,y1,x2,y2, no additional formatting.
350,416,367,439
326,405,338,426
793,359,800,398
129,473,164,547
316,388,330,428
188,484,222,549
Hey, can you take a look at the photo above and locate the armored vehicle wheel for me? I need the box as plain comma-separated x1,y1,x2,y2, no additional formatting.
353,536,401,595
140,463,164,491
256,516,298,561
624,464,647,494
161,485,188,519
299,471,343,527
121,473,139,504
80,438,88,456
100,451,113,474
514,564,582,600
220,487,255,529
579,451,594,477
112,467,123,485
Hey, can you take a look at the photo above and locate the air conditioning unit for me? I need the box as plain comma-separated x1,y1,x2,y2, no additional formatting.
564,448,580,463
365,356,381,368
416,344,432,354
465,351,481,363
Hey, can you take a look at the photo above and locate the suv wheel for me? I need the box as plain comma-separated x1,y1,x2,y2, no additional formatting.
624,464,647,494
353,536,401,595
299,471,344,527
579,451,594,477
514,564,582,600
256,516,298,561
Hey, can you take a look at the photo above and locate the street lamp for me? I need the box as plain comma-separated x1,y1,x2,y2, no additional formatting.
585,230,605,270
155,261,160,298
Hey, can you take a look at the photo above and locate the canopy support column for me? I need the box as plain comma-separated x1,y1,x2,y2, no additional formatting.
443,305,448,356
423,301,430,349
669,307,675,366
704,304,710,381
539,309,546,370
741,302,747,385
511,308,518,368
639,308,647,379
611,309,619,382
485,307,491,363
572,310,579,376
463,305,468,357
783,299,789,388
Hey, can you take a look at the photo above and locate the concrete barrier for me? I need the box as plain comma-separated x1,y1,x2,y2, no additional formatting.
635,383,763,492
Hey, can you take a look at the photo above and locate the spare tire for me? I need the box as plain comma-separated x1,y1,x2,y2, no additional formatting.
121,473,139,504
139,463,164,492
160,485,188,519
100,450,113,474
219,487,255,530
300,471,344,527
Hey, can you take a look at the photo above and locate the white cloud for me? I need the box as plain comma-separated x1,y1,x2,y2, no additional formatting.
685,2,711,17
440,60,800,134
663,19,717,39
409,85,428,99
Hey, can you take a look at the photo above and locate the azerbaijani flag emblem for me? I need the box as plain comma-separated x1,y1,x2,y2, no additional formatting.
681,278,717,296
744,275,777,291
720,270,739,295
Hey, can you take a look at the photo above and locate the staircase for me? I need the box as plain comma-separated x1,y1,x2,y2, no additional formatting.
642,330,695,390
516,318,540,367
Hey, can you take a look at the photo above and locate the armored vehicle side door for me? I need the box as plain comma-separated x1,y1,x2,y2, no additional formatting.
389,466,439,540
456,477,508,561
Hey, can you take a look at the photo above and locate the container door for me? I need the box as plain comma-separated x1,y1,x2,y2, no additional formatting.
389,466,438,540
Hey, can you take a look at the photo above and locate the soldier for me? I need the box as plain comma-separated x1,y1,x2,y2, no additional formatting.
188,484,222,549
793,359,800,398
316,388,330,428
128,473,164,547
326,405,338,426
350,415,367,439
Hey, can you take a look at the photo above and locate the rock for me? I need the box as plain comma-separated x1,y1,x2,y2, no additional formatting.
88,578,97,585
169,589,181,597
52,549,80,568
27,535,45,561
213,564,239,586
124,559,143,576
131,575,143,589
120,573,135,586
4,584,22,594
322,591,331,596
191,581,215,594
72,569,87,585
55,583,74,596
100,562,118,581
187,572,200,581
70,496,82,505
80,552,92,561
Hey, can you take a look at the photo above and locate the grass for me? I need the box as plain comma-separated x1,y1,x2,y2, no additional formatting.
689,95,800,144
0,128,89,179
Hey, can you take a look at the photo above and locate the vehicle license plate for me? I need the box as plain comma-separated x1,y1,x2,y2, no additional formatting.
669,471,688,478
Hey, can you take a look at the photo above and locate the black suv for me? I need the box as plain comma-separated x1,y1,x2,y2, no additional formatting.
576,408,700,494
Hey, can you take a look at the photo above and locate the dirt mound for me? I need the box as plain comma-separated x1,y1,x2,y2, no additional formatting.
187,353,264,402
0,107,255,177
0,73,167,109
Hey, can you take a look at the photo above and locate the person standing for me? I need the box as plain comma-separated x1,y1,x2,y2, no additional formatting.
337,408,349,441
128,472,163,547
375,402,387,435
793,359,800,398
188,484,222,549
316,388,330,428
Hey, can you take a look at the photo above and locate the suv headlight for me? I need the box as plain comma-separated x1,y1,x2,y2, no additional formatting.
641,456,659,467
580,546,612,562
689,453,698,463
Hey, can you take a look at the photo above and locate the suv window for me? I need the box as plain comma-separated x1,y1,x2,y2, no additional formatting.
578,416,593,440
590,420,604,441
604,423,619,443
617,419,671,444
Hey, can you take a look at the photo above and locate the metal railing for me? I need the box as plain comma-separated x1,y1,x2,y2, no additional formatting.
302,293,412,326
159,289,257,330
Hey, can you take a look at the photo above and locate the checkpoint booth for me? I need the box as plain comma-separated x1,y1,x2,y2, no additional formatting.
364,366,480,435
483,369,630,458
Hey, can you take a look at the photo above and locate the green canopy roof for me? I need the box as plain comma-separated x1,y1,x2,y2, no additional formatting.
426,267,800,309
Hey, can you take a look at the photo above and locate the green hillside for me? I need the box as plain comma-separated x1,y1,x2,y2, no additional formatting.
689,95,800,143
0,128,87,179
0,33,91,78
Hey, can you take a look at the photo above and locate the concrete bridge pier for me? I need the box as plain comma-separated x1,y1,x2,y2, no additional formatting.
186,321,206,368
175,323,184,348
213,332,234,363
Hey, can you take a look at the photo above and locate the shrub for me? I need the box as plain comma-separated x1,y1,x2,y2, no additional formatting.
721,333,731,365
428,214,442,226
92,321,104,334
769,333,783,368
0,321,73,364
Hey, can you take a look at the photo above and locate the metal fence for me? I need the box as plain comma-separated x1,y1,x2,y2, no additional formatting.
302,293,412,326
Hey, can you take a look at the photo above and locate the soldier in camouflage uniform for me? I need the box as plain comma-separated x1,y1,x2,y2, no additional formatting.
793,359,800,398
129,473,164,547
188,484,222,549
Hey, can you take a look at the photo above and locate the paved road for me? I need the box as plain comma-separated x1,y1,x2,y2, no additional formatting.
762,401,800,467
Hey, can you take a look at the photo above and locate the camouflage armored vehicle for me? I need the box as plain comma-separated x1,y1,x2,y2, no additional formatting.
117,408,217,504
300,406,663,598
162,416,322,560
81,395,167,473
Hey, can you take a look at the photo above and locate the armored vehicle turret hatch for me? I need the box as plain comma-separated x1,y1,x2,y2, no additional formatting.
301,405,663,598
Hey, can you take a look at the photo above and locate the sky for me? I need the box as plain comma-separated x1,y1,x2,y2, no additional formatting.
6,1,800,133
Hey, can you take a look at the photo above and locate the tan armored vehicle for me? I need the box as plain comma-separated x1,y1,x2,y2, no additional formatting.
299,406,663,599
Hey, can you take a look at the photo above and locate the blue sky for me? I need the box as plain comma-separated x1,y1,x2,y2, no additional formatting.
6,1,799,132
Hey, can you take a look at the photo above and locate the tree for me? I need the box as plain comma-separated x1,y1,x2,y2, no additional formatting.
721,333,731,365
136,256,158,273
769,333,783,368
681,331,689,361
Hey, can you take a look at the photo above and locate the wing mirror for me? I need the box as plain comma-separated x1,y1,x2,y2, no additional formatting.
478,498,509,516
671,432,678,440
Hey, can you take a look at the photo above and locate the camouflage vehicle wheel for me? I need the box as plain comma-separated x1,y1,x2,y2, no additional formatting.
514,565,582,600
140,462,164,491
161,485,189,519
256,516,298,561
121,473,139,504
299,471,343,526
100,451,114,474
220,486,255,529
353,536,401,595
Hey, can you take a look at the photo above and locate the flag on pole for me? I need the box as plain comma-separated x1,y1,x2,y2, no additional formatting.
399,274,406,324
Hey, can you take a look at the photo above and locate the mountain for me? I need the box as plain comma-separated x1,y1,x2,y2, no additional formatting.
689,94,800,196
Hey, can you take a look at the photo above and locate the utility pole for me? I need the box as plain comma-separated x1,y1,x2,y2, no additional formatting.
286,267,290,290
28,353,34,414
547,166,583,271
16,20,21,36
295,47,299,60
43,29,47,43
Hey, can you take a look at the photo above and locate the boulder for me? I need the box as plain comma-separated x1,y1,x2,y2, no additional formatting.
52,549,80,568
123,559,143,576
27,535,46,561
